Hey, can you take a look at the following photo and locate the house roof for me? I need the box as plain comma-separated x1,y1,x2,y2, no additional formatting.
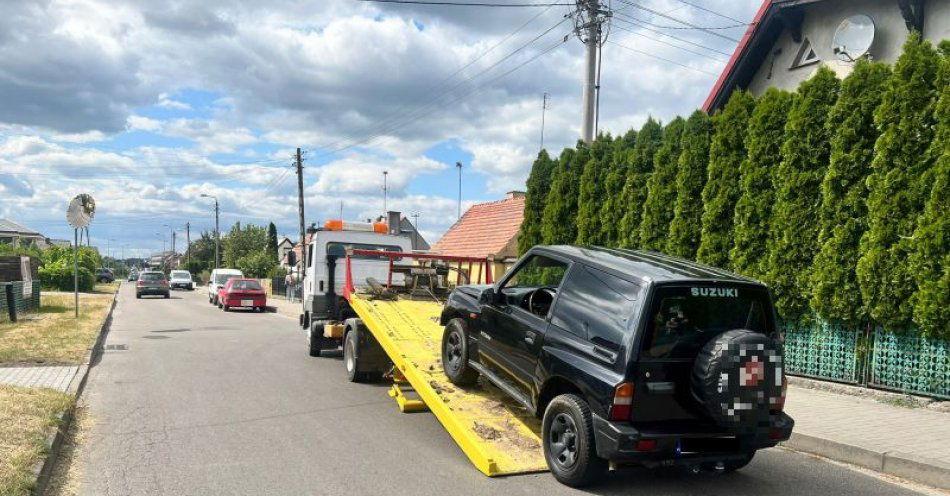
432,194,525,258
0,218,43,236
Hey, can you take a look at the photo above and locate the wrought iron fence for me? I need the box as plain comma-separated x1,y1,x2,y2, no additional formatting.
869,327,949,400
781,318,863,384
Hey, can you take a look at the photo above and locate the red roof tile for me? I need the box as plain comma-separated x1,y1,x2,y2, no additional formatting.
432,195,525,258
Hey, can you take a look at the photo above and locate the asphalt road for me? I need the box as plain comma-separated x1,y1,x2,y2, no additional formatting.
74,283,935,495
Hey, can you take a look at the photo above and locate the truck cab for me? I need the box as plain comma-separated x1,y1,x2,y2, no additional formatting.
300,219,413,356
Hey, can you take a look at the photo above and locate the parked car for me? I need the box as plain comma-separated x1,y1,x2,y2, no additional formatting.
217,278,266,312
169,270,194,290
136,271,170,299
207,268,243,305
439,246,792,486
95,267,115,283
127,270,138,282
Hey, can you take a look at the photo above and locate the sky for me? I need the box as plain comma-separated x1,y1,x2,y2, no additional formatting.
0,0,761,258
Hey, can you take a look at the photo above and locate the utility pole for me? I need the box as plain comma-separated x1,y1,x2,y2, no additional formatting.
200,194,220,269
383,170,389,216
295,147,306,285
185,222,190,268
540,92,549,152
577,0,608,144
456,161,463,219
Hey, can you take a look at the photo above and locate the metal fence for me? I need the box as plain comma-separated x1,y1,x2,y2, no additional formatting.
782,316,950,400
0,281,41,322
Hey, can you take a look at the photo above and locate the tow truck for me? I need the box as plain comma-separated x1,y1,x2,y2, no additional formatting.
298,218,548,476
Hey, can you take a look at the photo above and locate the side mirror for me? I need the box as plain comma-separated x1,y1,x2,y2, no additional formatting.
479,287,503,305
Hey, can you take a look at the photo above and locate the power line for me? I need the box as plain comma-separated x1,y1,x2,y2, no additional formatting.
607,39,718,76
612,12,731,56
611,22,727,62
614,0,741,42
673,0,749,25
357,0,571,6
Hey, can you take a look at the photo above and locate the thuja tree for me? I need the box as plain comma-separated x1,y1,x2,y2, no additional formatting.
541,144,588,244
576,133,614,245
599,130,637,247
639,117,685,251
730,88,794,280
766,66,840,319
667,110,712,259
810,60,890,324
518,149,557,254
697,90,755,268
857,34,941,328
618,118,663,248
909,48,950,337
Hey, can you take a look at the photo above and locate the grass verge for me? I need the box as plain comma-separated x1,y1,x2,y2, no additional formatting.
46,406,90,496
0,292,113,365
0,385,72,496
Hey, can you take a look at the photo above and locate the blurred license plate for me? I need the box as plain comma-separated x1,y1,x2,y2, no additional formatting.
241,299,253,306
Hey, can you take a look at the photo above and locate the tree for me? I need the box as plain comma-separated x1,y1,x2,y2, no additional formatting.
909,48,950,337
599,130,637,247
518,150,558,254
730,88,794,280
857,34,941,328
185,232,217,272
697,90,755,268
267,222,278,262
667,110,712,259
236,251,278,278
639,117,685,251
223,223,269,268
541,144,586,245
809,60,890,324
618,118,663,248
766,67,840,319
576,134,614,245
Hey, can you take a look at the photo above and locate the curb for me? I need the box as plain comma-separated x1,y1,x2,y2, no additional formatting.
30,288,119,496
783,432,950,490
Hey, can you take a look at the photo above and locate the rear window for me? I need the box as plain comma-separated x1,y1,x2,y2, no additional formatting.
642,285,773,359
215,273,241,284
326,242,402,260
140,273,165,281
230,280,262,290
170,271,190,279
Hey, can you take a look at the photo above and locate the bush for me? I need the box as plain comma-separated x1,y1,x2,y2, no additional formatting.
767,67,840,319
518,150,557,254
857,34,941,328
639,117,685,251
39,260,94,291
618,118,663,248
810,60,890,324
667,110,712,259
730,88,794,280
697,90,755,268
599,130,637,247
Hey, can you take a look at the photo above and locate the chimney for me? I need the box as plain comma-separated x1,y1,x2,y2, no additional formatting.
506,191,526,200
387,211,401,236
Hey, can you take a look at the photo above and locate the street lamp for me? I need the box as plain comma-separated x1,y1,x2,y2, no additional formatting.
200,194,220,270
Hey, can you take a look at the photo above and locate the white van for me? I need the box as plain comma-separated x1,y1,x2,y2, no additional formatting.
208,268,244,304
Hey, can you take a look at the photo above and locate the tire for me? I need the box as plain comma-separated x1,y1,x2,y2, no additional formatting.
223,304,230,312
136,293,141,299
344,330,372,382
703,451,755,473
309,320,327,357
542,394,607,487
164,293,170,299
441,318,479,386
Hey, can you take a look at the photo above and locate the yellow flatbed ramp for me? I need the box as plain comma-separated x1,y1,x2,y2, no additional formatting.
348,293,548,476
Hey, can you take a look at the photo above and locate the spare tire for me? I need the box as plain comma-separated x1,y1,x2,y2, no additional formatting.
691,329,783,435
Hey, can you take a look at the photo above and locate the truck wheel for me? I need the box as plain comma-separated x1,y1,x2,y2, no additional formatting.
309,320,327,357
441,318,479,386
344,329,376,383
542,394,607,487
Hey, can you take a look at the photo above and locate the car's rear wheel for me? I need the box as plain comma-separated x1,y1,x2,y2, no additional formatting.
223,304,230,311
441,318,479,386
164,293,169,299
542,394,606,487
136,293,141,299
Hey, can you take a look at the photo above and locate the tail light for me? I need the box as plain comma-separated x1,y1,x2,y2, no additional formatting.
771,375,787,411
609,382,635,421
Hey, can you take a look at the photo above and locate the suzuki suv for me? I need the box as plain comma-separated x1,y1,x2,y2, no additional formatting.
439,245,792,486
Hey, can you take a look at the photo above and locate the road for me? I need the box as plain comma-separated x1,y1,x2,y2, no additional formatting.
72,283,936,495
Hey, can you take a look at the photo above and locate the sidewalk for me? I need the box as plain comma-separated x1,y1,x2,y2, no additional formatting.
267,294,301,320
0,365,79,392
783,385,950,489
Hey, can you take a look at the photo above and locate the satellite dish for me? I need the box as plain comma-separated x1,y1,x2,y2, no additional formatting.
832,14,875,62
67,194,96,228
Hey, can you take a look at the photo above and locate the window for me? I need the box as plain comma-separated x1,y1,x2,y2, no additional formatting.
215,273,241,284
230,280,262,290
551,264,641,349
641,285,773,359
141,273,165,281
170,271,190,279
325,242,403,260
790,37,820,69
503,255,568,289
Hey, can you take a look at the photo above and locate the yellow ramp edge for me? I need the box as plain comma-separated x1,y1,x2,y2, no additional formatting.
349,294,548,476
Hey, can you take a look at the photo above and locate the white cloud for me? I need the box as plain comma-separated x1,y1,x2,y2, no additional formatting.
127,115,164,132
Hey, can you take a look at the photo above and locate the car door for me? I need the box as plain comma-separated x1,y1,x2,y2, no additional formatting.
479,253,570,389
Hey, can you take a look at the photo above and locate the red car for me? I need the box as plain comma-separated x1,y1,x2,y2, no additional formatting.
217,278,266,312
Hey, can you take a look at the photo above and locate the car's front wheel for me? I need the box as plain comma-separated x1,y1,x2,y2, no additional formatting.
441,318,479,386
542,394,607,487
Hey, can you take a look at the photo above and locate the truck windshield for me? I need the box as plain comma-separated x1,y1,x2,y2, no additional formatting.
326,242,403,260
641,285,773,359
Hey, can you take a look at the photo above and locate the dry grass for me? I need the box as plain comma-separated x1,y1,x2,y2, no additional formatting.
45,406,91,496
0,385,72,496
0,292,113,365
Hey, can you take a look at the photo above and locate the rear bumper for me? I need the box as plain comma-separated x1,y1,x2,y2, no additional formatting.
592,412,794,464
136,288,169,295
222,297,266,307
170,282,193,289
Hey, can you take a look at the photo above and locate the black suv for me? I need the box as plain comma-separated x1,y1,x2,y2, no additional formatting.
439,246,793,486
